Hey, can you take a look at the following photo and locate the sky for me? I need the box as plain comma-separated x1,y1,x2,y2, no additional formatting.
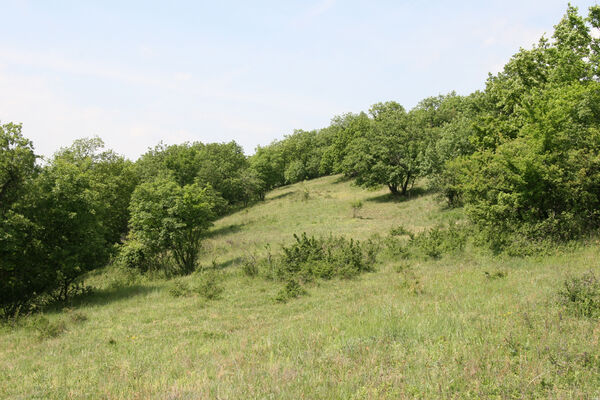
1,0,599,160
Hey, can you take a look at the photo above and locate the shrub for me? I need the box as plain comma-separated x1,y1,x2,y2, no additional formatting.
412,227,446,259
385,223,468,260
275,279,307,303
241,254,259,277
559,271,600,318
195,270,223,300
389,225,414,239
168,279,192,298
277,233,376,280
116,239,152,271
412,223,468,259
30,316,66,340
280,233,324,275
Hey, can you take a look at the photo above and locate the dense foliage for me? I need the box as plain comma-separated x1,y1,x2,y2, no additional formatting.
128,177,224,274
0,123,43,316
276,233,377,280
135,141,263,208
0,134,134,315
444,5,600,246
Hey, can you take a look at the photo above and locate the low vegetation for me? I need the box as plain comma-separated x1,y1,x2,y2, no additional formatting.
2,5,600,398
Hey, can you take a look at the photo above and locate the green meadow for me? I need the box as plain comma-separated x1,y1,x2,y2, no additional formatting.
1,175,599,399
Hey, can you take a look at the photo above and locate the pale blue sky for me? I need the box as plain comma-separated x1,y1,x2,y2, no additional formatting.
1,0,598,159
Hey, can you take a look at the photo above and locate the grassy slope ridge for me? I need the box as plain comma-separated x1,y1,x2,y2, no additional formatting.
1,175,600,399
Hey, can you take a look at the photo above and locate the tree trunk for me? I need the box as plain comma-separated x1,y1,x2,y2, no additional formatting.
401,173,412,196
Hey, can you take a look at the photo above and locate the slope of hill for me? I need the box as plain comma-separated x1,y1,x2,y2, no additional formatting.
199,175,459,268
1,176,599,399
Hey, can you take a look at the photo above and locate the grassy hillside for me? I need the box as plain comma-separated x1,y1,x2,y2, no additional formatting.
1,176,600,399
199,175,460,268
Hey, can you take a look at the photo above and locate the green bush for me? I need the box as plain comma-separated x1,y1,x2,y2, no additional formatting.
116,239,151,271
168,279,192,298
385,223,468,260
195,270,224,300
559,271,600,318
277,233,376,280
30,316,66,340
389,225,414,239
241,255,260,277
275,279,307,303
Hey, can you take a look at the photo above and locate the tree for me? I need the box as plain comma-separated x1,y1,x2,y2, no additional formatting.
195,141,250,205
33,156,112,301
446,5,600,244
321,112,371,176
0,123,36,211
342,101,424,195
135,140,256,210
250,128,335,189
128,176,225,274
250,144,286,190
0,123,45,317
413,93,479,204
278,129,332,184
461,81,600,243
238,168,267,204
1,131,132,314
55,137,138,244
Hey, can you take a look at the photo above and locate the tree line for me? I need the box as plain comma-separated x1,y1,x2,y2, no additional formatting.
2,5,600,316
